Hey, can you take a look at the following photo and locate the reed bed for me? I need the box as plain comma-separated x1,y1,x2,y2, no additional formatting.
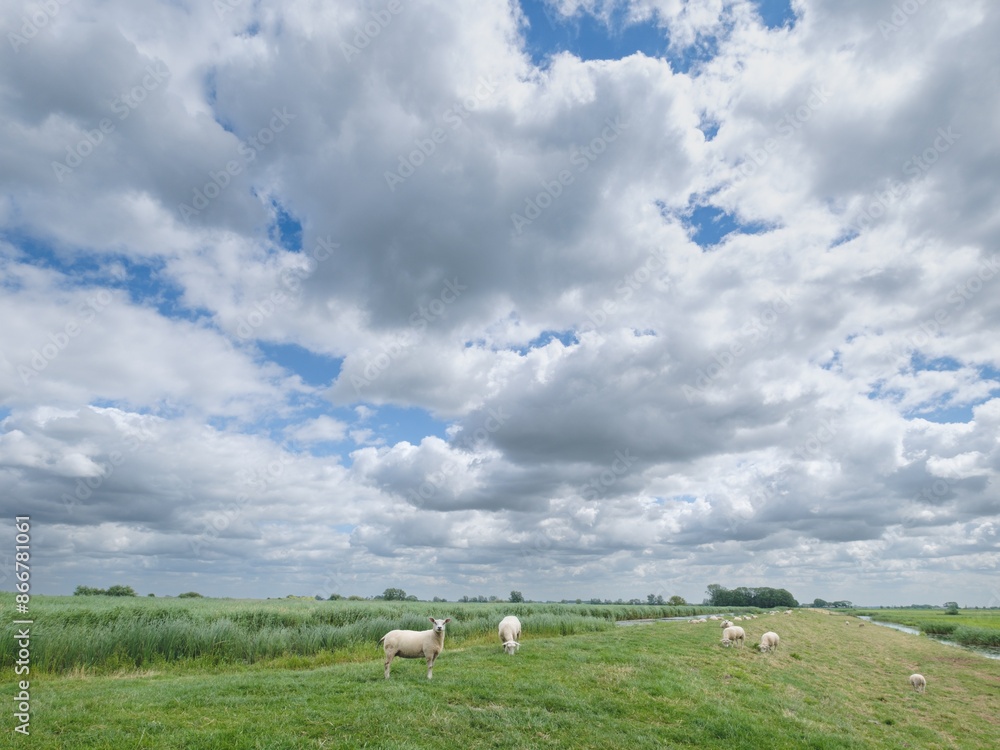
0,594,731,674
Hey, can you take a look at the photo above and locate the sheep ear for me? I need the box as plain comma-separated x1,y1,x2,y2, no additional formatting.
444,618,451,623
429,617,436,623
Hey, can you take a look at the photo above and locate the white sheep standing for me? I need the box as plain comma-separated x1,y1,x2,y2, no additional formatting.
498,615,521,655
759,631,780,653
721,625,745,648
910,674,926,693
379,617,451,679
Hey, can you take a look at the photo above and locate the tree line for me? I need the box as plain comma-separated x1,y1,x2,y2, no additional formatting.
704,584,798,608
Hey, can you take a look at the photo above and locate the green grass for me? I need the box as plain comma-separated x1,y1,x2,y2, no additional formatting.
847,609,1000,648
2,607,998,748
0,594,738,676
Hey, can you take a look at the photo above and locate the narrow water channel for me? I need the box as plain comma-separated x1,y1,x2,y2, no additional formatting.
858,616,1000,660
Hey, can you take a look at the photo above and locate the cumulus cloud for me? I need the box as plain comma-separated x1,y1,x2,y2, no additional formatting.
0,0,997,604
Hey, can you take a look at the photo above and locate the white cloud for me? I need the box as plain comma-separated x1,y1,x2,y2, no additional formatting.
0,0,997,604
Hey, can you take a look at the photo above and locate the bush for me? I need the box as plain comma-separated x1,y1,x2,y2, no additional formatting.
178,592,203,598
74,585,137,597
105,585,137,597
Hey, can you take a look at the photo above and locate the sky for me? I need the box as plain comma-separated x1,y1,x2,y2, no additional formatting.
1,0,998,606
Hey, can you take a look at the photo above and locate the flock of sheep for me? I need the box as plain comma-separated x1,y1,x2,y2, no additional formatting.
687,611,782,652
377,611,926,692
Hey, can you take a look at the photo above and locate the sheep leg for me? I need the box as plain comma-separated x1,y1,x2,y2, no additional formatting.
384,649,396,679
426,653,436,679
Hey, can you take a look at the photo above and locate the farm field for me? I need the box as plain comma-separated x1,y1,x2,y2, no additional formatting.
848,609,1000,648
3,600,1000,748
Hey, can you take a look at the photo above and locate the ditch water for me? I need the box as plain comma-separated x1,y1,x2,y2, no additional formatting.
858,616,1000,661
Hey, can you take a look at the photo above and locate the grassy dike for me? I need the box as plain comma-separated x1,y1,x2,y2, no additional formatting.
3,609,999,748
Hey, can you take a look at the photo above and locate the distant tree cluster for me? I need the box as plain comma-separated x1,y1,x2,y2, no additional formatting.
704,584,798,608
178,591,204,598
814,598,852,608
74,585,137,597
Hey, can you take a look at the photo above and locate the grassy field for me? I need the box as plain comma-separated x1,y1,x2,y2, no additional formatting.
847,609,1000,648
3,601,1000,748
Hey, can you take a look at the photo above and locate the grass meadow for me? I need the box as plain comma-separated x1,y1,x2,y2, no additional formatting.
2,598,1000,748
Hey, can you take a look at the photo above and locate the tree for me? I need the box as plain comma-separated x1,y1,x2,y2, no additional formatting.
328,594,343,600
382,587,407,601
704,584,723,605
704,584,798,608
105,585,137,597
509,590,524,603
813,598,828,608
668,595,687,606
74,585,104,596
944,601,959,615
178,591,203,598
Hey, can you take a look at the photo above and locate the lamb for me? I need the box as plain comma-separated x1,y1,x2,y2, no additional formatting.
498,615,521,655
910,674,926,692
845,620,851,625
759,631,780,653
379,617,451,679
721,625,745,648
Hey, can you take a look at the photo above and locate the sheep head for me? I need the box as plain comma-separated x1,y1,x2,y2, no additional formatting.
429,617,451,633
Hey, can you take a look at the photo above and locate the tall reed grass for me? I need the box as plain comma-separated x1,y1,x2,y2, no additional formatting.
0,594,733,675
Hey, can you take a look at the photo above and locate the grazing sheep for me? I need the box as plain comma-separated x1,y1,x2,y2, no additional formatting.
379,617,451,679
910,674,926,692
783,610,793,614
845,620,851,625
759,632,780,653
733,616,743,621
720,619,733,629
721,626,745,648
498,615,521,655
709,615,720,621
859,623,865,628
